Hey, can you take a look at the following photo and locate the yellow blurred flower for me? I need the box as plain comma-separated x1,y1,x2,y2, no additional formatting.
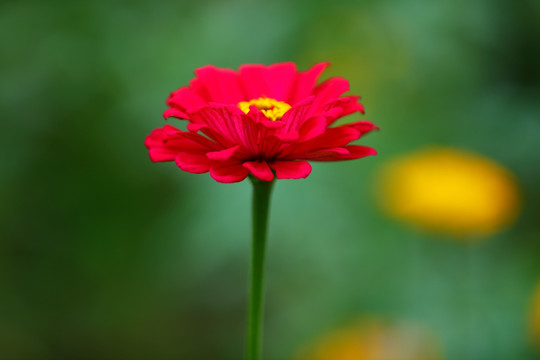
530,281,540,347
296,319,441,360
376,147,520,237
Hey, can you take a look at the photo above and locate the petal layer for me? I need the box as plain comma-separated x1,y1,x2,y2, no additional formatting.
210,164,249,183
243,161,274,182
270,161,312,179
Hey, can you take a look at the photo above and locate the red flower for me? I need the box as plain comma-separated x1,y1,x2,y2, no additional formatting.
145,62,378,183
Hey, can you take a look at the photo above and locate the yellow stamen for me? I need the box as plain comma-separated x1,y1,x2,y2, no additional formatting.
238,97,291,121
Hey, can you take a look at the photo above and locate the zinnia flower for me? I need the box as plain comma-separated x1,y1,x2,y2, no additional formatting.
376,147,520,238
145,62,377,183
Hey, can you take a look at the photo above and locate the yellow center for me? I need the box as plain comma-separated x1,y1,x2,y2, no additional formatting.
237,97,291,121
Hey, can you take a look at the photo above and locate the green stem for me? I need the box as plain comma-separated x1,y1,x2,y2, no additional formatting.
247,177,275,360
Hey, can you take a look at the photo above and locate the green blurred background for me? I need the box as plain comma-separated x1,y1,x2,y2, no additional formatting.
1,0,540,359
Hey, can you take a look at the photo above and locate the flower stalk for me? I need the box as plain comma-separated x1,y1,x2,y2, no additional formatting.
247,177,275,360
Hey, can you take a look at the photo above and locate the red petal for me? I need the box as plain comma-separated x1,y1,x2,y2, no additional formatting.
206,145,242,161
324,107,344,120
310,77,350,115
193,124,237,148
272,131,299,143
238,62,297,101
186,123,205,132
298,116,327,141
164,136,210,152
144,127,167,149
149,148,177,162
257,118,286,129
145,126,210,163
343,120,379,136
324,96,365,124
166,87,207,111
306,145,377,161
188,77,211,101
345,145,377,158
314,77,349,97
339,96,365,115
280,98,313,133
303,147,351,159
210,164,249,183
191,105,262,154
239,64,270,100
281,125,361,160
270,161,312,179
194,65,245,103
175,152,213,173
258,134,281,159
243,161,274,182
163,108,189,120
295,126,361,154
298,147,351,161
267,62,297,101
289,62,330,105
177,130,220,150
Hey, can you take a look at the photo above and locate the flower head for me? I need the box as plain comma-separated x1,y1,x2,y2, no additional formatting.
376,147,520,238
145,62,377,183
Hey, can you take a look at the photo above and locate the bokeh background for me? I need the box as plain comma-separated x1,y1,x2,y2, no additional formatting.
1,0,540,359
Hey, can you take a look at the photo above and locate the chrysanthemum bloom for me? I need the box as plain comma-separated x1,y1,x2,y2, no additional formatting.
376,147,520,238
296,319,441,360
145,62,377,183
